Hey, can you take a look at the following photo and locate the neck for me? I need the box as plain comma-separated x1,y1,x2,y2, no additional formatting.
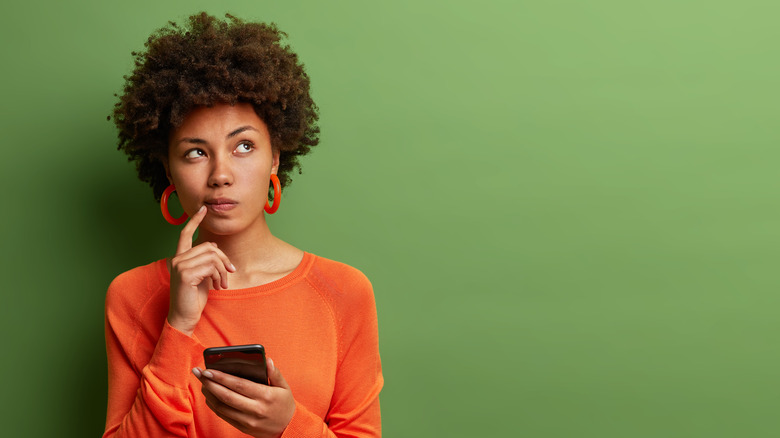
195,219,277,270
193,216,303,289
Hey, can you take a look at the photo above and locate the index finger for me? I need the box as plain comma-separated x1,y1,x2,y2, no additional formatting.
176,205,207,255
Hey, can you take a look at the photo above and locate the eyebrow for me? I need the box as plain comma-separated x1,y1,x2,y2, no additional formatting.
227,126,258,138
175,125,260,146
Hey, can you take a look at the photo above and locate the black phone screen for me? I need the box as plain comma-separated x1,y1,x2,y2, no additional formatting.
203,345,268,385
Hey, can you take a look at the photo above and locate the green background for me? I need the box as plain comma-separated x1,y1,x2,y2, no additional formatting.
1,0,779,436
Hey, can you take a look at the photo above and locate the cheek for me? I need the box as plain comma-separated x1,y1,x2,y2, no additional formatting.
237,162,272,189
173,188,200,215
169,170,205,210
244,176,272,204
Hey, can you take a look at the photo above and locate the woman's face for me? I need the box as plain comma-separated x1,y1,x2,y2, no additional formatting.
165,103,279,236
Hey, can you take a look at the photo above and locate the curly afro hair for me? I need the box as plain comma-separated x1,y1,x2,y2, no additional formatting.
112,12,319,201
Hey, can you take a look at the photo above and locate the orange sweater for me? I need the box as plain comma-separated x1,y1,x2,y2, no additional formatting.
104,252,382,437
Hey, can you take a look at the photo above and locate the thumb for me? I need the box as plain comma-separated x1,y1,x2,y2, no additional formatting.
267,357,290,389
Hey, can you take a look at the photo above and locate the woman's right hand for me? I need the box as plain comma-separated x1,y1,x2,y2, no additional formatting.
167,206,236,336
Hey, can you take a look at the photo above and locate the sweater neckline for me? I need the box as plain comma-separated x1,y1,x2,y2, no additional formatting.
155,251,314,298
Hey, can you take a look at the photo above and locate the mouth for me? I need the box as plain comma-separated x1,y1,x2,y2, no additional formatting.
204,198,238,212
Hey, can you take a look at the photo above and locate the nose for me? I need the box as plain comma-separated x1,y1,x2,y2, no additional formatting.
208,155,233,187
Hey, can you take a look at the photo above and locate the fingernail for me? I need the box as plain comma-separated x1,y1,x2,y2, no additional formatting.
192,367,202,378
203,370,214,379
268,358,275,371
199,205,206,213
230,263,237,272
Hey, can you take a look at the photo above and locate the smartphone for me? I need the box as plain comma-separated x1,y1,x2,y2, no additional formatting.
203,344,268,385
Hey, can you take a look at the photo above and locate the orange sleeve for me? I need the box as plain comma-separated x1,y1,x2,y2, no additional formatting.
103,272,204,437
281,265,383,437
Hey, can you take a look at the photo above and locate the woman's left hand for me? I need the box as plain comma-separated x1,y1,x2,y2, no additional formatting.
193,358,296,438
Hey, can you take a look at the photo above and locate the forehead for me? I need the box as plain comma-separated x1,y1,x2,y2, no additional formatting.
172,103,268,139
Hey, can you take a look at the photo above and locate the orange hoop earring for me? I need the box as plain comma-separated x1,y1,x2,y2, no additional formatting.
265,174,281,214
161,185,188,225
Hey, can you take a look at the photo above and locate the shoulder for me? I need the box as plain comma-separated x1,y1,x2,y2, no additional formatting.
304,254,380,364
304,254,376,311
306,254,373,295
106,259,169,315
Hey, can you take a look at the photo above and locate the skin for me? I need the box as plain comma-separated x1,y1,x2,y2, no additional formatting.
163,102,302,437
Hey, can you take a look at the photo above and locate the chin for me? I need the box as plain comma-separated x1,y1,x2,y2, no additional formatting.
201,218,247,236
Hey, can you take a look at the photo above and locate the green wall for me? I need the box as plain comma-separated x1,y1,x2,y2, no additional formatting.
2,1,779,436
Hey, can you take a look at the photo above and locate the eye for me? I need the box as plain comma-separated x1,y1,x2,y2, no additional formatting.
185,149,205,159
235,141,254,154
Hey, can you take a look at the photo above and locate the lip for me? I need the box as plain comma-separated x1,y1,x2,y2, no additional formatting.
204,198,238,212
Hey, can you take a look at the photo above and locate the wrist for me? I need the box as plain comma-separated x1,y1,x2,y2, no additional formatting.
167,315,197,337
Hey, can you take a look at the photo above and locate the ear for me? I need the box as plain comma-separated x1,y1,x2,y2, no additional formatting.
271,149,281,175
162,157,173,185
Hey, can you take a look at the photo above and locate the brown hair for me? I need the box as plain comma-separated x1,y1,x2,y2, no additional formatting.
112,12,319,200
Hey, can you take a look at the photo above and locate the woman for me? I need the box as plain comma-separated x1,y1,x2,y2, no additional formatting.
104,12,382,438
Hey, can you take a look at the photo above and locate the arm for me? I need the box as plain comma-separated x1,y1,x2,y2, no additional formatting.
104,280,204,437
329,272,384,437
105,207,234,437
283,268,383,437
